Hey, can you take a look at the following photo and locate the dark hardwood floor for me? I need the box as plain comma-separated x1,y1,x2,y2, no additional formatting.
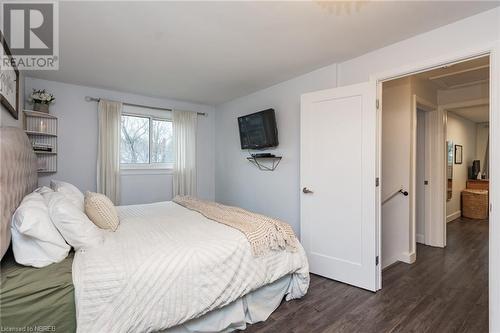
245,217,489,333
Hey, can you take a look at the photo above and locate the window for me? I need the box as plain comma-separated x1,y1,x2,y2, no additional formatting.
120,113,174,169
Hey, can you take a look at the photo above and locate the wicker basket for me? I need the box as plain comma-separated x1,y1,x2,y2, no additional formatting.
462,189,489,220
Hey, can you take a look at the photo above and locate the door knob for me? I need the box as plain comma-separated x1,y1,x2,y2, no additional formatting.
302,187,314,194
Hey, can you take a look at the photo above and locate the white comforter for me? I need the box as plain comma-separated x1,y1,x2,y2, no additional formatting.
73,201,309,333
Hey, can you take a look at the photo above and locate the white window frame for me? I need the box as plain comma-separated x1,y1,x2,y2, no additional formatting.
120,112,174,170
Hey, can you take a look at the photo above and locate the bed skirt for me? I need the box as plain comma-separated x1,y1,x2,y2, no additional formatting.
163,274,292,333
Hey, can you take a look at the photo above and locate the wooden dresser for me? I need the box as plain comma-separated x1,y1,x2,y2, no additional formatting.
466,179,489,191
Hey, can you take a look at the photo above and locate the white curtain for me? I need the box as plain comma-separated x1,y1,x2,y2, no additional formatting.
173,110,197,196
97,100,122,204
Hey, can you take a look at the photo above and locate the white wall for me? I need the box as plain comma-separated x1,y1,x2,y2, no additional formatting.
380,76,438,267
446,113,477,220
214,64,337,234
381,77,412,267
213,7,500,239
24,77,215,204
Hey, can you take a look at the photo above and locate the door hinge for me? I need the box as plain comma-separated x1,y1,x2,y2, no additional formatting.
376,99,380,109
491,203,493,212
376,256,379,266
376,177,380,187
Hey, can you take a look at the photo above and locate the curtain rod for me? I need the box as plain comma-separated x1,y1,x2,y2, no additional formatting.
84,96,206,116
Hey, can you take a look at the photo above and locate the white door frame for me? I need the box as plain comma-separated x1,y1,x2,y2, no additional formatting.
412,96,438,249
369,42,499,332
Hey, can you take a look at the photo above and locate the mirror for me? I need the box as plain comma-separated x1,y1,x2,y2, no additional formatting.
447,141,453,200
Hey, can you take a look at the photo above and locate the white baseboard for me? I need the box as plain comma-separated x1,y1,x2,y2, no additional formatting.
383,251,416,269
447,211,461,223
416,233,425,244
401,251,416,264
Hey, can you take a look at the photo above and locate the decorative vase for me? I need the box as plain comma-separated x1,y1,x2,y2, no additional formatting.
33,103,49,113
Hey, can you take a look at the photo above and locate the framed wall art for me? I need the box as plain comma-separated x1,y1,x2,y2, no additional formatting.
0,31,19,120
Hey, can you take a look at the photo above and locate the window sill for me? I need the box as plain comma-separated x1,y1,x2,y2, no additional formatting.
120,168,174,176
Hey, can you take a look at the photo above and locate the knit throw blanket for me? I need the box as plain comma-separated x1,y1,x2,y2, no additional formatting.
173,196,297,256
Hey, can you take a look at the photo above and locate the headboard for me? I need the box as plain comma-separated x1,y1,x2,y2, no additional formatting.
0,127,38,259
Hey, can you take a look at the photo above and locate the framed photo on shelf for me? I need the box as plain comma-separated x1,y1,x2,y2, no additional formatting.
455,145,463,164
0,31,19,120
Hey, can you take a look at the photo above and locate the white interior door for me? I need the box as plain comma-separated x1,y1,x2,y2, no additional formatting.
300,82,377,291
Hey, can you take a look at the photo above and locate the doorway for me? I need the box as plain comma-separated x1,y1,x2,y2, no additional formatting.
380,56,490,267
379,55,491,324
300,46,498,328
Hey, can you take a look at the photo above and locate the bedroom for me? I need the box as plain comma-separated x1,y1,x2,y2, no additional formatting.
1,1,500,332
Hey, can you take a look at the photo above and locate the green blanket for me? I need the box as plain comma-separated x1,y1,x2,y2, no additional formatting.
0,250,76,333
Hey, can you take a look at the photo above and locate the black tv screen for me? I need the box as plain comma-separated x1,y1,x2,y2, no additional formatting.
238,109,279,150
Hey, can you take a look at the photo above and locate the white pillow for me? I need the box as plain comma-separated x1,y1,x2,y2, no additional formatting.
11,192,70,268
50,180,85,211
44,191,104,250
35,186,53,195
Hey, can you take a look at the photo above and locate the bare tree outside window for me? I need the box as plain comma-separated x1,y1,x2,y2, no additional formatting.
152,119,174,163
120,115,149,163
120,114,174,166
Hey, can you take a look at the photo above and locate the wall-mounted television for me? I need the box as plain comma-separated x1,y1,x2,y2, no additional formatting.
238,109,279,150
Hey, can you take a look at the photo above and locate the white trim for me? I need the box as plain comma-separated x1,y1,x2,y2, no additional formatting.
401,251,416,265
375,79,383,290
413,96,439,248
446,211,461,223
440,107,448,247
382,252,416,269
489,42,500,333
120,163,173,170
120,168,173,176
371,43,499,331
370,43,494,83
409,95,417,259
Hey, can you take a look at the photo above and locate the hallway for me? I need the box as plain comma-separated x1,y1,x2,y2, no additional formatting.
245,218,489,333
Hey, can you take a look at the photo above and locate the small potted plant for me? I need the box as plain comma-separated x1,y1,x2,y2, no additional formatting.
28,89,55,113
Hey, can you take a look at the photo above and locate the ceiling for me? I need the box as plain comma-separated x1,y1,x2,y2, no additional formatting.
25,1,499,105
415,56,490,90
449,105,489,123
415,56,490,123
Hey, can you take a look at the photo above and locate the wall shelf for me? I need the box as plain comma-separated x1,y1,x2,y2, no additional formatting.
24,110,58,173
34,151,57,155
25,130,58,137
247,156,282,171
24,110,58,119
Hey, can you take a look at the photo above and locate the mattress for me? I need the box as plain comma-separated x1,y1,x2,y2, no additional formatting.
0,250,292,333
0,249,76,332
73,201,309,332
0,200,309,333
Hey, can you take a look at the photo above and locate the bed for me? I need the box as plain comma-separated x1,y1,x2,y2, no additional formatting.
0,250,76,332
0,127,309,332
